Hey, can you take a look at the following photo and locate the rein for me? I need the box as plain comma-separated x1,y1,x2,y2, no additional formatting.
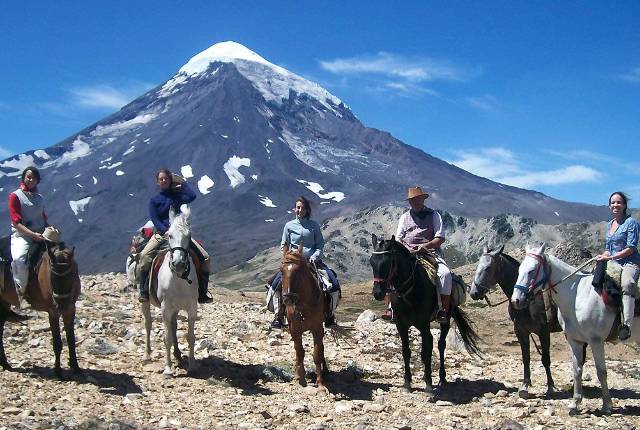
515,254,596,297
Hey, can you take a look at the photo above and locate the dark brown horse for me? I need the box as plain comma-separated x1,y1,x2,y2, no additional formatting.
0,242,81,378
280,244,327,388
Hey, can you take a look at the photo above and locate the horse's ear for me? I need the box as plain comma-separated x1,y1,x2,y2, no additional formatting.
297,239,304,254
282,243,289,255
498,244,504,254
70,246,75,257
483,244,489,254
539,242,547,253
391,235,395,242
372,233,378,248
169,207,176,225
47,244,55,260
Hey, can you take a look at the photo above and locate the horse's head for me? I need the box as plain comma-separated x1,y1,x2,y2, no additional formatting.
470,244,504,300
167,204,192,275
369,234,399,301
46,243,76,297
511,243,548,310
280,244,308,306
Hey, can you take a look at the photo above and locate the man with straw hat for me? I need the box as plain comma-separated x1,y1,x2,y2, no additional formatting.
391,186,452,322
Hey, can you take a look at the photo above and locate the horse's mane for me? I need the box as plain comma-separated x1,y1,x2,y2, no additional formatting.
169,211,190,236
282,251,307,266
499,251,520,267
545,253,578,272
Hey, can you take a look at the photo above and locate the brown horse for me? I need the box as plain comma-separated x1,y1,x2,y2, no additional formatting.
0,242,81,378
280,244,327,388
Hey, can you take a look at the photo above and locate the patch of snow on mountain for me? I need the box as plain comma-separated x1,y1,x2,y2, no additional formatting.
297,179,345,202
34,150,49,159
198,175,214,194
223,156,251,188
44,138,91,168
233,116,240,123
101,157,112,163
251,174,258,180
281,129,331,173
258,195,276,208
265,219,274,222
74,174,81,178
181,165,194,179
116,170,125,176
93,176,98,185
78,218,83,223
178,41,343,114
69,197,92,216
91,113,157,137
163,122,169,127
458,202,464,205
158,73,189,98
123,146,135,156
77,184,83,188
0,154,37,177
221,135,228,139
143,138,151,144
554,211,560,217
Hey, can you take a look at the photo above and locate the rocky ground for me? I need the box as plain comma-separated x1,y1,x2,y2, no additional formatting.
1,268,639,430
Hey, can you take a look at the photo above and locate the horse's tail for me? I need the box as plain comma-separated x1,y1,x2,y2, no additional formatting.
451,306,482,357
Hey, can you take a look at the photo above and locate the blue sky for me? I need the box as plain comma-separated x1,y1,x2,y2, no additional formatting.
1,1,638,205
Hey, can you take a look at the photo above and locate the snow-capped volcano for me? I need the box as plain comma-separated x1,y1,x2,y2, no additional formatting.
0,41,608,274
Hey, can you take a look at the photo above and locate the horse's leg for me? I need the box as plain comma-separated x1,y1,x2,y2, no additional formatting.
186,305,197,374
171,313,181,361
162,307,175,376
421,325,435,397
398,324,412,392
311,325,326,388
437,321,448,387
141,302,152,362
567,338,585,415
48,310,63,379
515,327,532,399
590,341,612,415
540,328,555,398
62,306,81,374
291,324,306,386
0,311,11,370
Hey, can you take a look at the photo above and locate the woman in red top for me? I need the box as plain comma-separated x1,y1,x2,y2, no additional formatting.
8,166,48,297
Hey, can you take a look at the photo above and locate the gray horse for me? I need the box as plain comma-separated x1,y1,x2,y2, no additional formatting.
470,245,561,398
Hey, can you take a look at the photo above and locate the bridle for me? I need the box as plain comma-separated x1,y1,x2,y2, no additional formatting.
371,247,419,302
169,245,192,282
47,245,75,300
513,252,553,299
473,252,510,307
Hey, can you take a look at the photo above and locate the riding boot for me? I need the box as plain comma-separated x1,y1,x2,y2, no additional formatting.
138,274,149,303
271,290,285,329
198,272,213,304
618,295,635,341
436,294,451,323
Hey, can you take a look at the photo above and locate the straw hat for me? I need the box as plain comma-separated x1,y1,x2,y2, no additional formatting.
406,186,429,200
42,226,61,243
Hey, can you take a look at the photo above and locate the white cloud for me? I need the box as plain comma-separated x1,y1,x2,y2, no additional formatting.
320,52,472,83
69,81,154,110
618,66,640,83
449,147,602,189
465,94,500,112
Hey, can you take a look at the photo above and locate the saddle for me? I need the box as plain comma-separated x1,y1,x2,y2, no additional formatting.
415,253,467,308
147,248,202,307
593,260,640,316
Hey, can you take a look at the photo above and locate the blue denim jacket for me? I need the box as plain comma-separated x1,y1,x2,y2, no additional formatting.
606,216,640,266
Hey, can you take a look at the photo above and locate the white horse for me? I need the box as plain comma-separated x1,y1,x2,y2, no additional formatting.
141,204,198,376
511,244,639,415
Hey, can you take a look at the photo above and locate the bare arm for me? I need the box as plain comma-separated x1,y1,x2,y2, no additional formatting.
11,222,44,242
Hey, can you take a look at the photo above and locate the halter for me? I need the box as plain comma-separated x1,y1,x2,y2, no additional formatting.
47,248,75,300
169,246,192,282
371,247,418,303
513,252,553,297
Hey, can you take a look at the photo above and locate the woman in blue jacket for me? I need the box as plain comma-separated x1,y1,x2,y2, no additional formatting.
136,169,212,304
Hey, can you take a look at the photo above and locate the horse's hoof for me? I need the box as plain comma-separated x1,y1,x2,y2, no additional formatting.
54,368,64,380
425,387,436,400
568,407,579,416
544,389,555,399
518,389,531,400
601,406,612,416
0,361,12,371
71,367,83,376
163,368,173,377
402,385,411,394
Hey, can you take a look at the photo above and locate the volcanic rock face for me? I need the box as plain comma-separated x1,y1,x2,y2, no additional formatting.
0,41,608,275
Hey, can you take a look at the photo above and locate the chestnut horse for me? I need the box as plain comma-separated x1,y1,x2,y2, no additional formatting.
280,244,327,388
0,241,81,377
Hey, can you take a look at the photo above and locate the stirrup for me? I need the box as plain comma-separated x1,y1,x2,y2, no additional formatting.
198,293,213,304
381,308,394,322
618,324,631,341
324,316,337,327
270,318,285,329
436,309,449,323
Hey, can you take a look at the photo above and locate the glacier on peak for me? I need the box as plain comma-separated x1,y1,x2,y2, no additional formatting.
175,41,344,114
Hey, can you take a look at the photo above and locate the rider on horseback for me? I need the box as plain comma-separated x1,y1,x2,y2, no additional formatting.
135,169,212,304
8,166,49,302
267,196,340,329
394,186,452,323
595,191,640,341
